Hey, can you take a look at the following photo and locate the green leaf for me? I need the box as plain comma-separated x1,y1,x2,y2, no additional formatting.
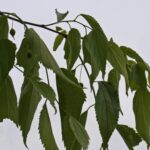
64,28,81,69
69,116,89,150
56,69,85,149
80,14,100,29
30,78,56,111
121,46,144,63
0,76,18,125
17,28,76,86
117,124,142,150
95,81,120,149
18,67,41,145
53,31,66,51
72,110,88,150
108,40,129,92
108,69,120,91
133,89,150,145
0,39,16,83
0,16,9,39
55,9,69,22
84,29,109,81
129,63,147,91
121,46,150,73
39,104,58,150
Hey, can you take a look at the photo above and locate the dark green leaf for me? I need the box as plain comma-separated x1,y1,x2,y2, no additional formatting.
108,41,129,91
95,81,120,149
69,116,89,150
129,63,147,91
0,16,9,39
55,9,69,22
18,67,41,145
80,14,100,29
121,46,150,73
82,37,91,64
121,46,144,63
0,76,18,125
108,69,120,91
84,29,109,81
30,78,56,111
72,110,88,150
117,124,142,150
39,104,58,150
133,89,150,145
56,69,85,149
0,39,16,83
64,28,81,69
17,28,76,86
53,31,66,51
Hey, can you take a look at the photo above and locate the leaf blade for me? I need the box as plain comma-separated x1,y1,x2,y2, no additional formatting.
117,124,142,150
39,104,58,150
95,81,120,148
0,16,9,39
0,76,18,125
133,89,150,145
69,116,89,150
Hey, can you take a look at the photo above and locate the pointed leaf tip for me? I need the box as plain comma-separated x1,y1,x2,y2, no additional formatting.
39,104,58,150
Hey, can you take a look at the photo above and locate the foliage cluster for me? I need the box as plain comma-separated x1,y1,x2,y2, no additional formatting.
0,10,150,150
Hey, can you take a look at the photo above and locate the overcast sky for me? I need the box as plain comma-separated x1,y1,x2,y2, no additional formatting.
0,0,150,150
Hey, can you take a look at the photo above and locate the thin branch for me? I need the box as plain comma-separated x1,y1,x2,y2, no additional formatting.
45,19,92,30
0,11,67,38
79,55,96,98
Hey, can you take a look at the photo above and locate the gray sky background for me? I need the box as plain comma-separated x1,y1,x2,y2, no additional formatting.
0,0,150,150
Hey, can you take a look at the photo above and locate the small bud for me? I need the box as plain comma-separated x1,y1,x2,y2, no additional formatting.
10,28,16,39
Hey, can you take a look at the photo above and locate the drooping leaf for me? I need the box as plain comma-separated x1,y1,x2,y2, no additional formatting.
108,40,129,91
55,9,69,22
53,30,66,51
69,116,89,150
64,28,81,69
121,46,150,73
129,63,147,91
0,16,9,39
80,14,100,29
72,110,88,150
108,69,120,91
84,29,109,82
82,37,91,64
95,81,120,149
56,68,85,149
117,124,142,150
17,28,76,86
133,89,150,145
18,67,41,145
39,104,58,150
0,39,16,83
0,76,18,125
30,77,56,111
121,46,144,63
